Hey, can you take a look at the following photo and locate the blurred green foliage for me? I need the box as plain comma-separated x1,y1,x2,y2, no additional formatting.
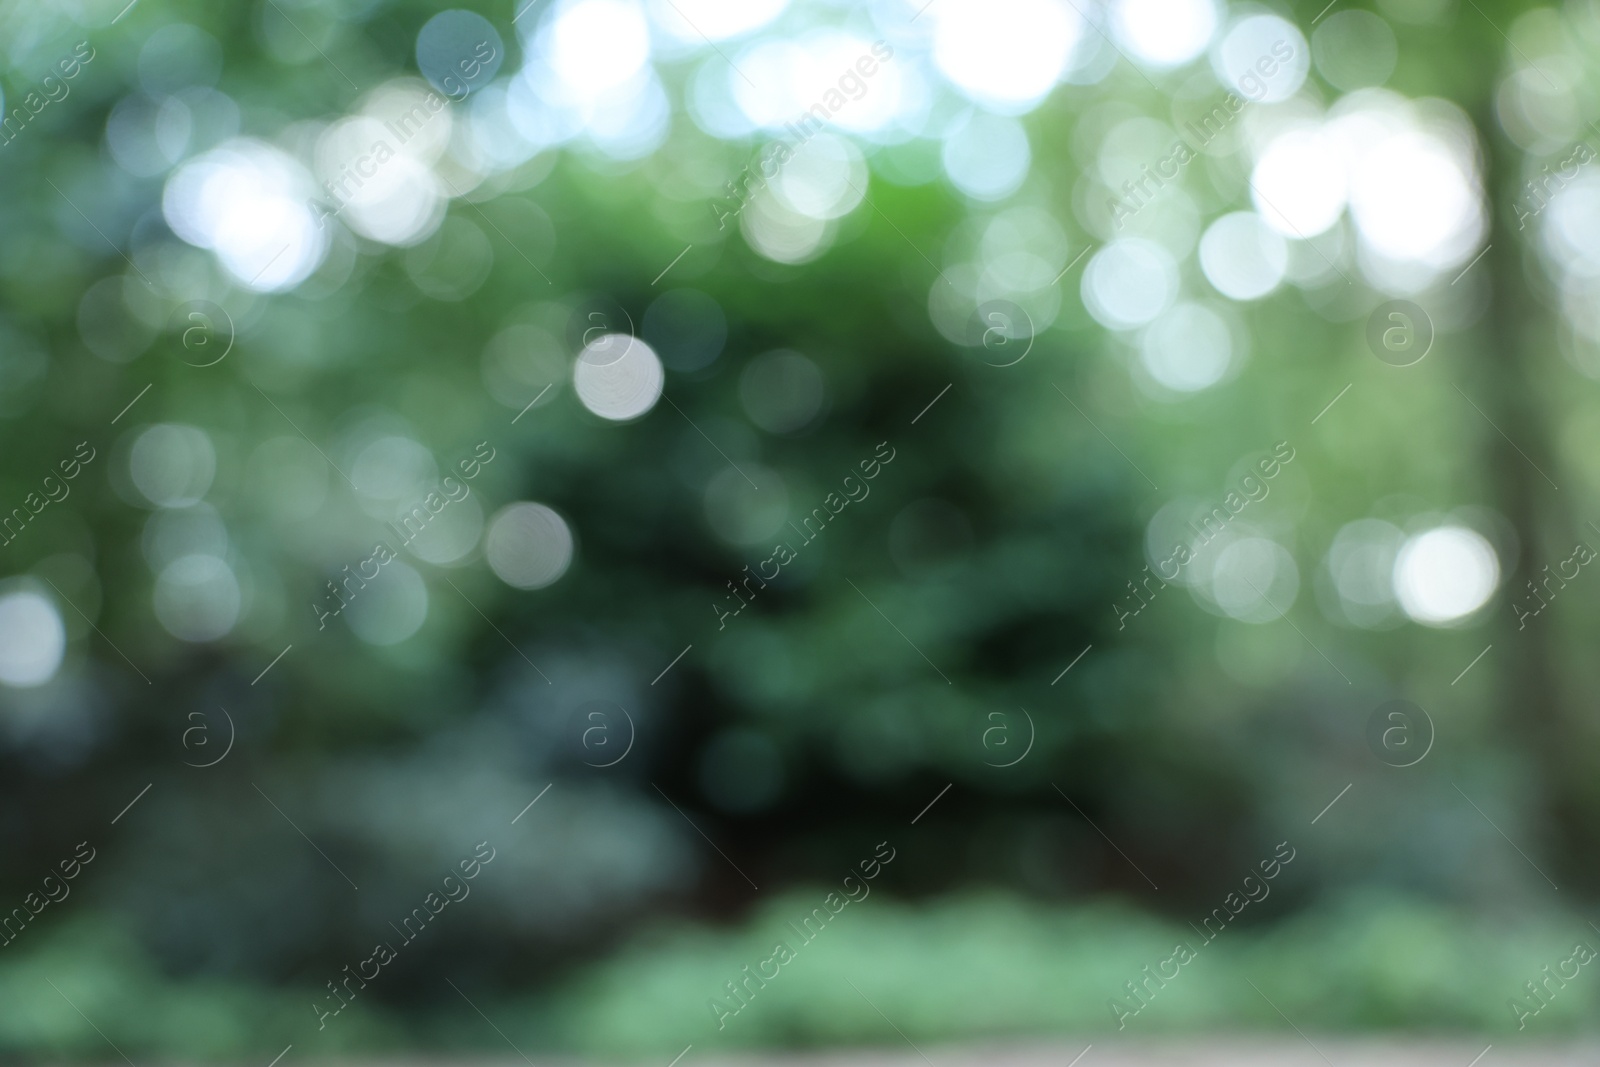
2,0,1598,1059
549,890,1600,1053
8,890,1600,1058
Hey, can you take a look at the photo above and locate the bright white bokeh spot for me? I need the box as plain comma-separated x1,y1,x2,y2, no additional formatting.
154,554,241,642
163,139,328,291
1275,95,1490,284
543,0,652,100
1211,537,1299,624
0,592,65,687
486,503,575,589
508,62,590,145
345,560,429,644
1199,211,1288,300
932,0,1080,111
1112,0,1218,68
1083,238,1178,330
1350,128,1483,267
732,34,899,136
1212,15,1307,103
315,108,446,248
130,424,217,508
1393,525,1499,626
516,23,668,159
730,39,813,131
1252,128,1348,238
1139,302,1234,392
574,335,664,421
581,69,673,160
823,36,905,135
942,112,1031,201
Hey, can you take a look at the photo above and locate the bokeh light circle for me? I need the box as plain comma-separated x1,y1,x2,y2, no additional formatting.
0,592,66,687
1212,15,1308,103
1199,211,1288,301
1393,525,1499,626
544,0,652,99
1083,239,1179,330
345,560,430,645
486,503,575,589
943,112,1031,201
162,139,328,292
153,554,241,642
1350,128,1483,268
932,0,1080,110
1211,537,1299,624
1112,0,1218,68
1139,302,1234,392
130,424,217,508
574,335,664,421
771,133,867,220
416,10,504,97
1252,128,1348,238
1312,11,1398,92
